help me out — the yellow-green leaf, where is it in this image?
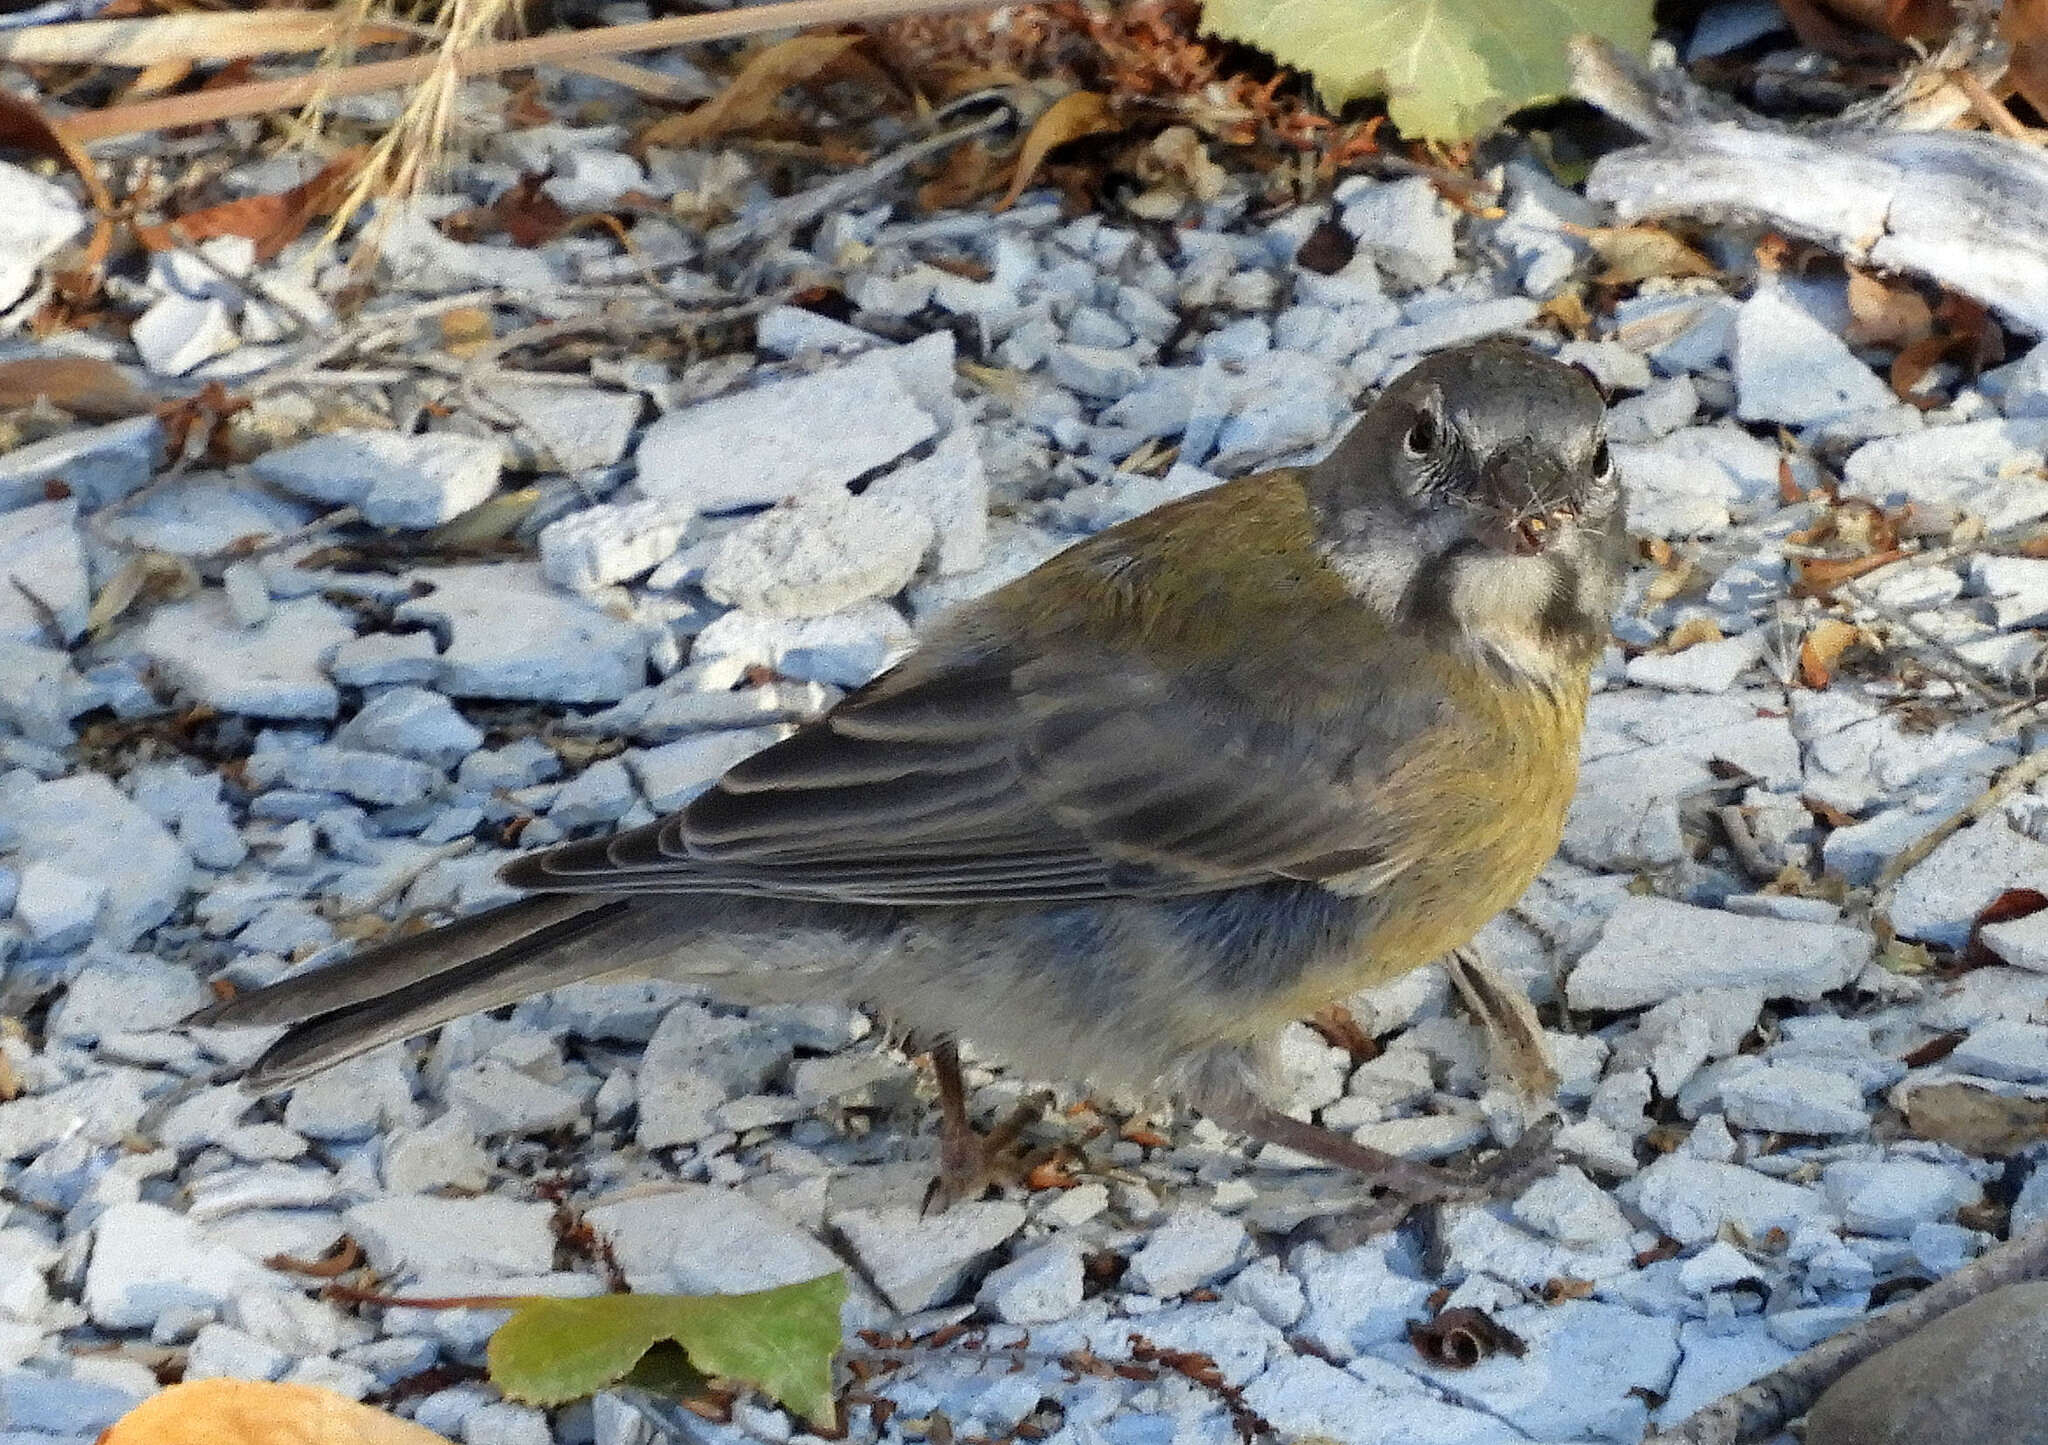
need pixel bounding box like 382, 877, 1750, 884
487, 1275, 845, 1427
1197, 0, 1655, 140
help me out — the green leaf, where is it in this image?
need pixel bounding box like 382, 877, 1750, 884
486, 1274, 846, 1427
1198, 0, 1654, 140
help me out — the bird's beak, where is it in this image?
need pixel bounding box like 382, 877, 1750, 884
1481, 442, 1576, 556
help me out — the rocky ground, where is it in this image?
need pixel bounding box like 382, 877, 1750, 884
4, 5, 2048, 1444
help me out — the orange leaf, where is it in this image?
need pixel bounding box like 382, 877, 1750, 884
1845, 270, 1933, 350
1662, 617, 1725, 652
1792, 549, 1909, 597
133, 148, 365, 262
1798, 617, 1860, 689
102, 1379, 450, 1444
995, 92, 1119, 213
640, 33, 865, 149
0, 357, 151, 419
0, 88, 112, 216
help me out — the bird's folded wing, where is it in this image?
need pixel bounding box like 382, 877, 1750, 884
503, 640, 1436, 906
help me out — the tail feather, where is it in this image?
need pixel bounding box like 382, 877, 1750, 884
188, 896, 631, 1090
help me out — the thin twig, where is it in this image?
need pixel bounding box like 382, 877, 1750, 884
1647, 1218, 2048, 1444
1870, 748, 2048, 926
57, 0, 997, 145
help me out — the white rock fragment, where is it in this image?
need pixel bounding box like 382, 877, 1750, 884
1720, 1063, 1868, 1135
1513, 1166, 1633, 1247
1625, 1157, 1832, 1245
636, 339, 946, 512
1291, 1242, 1433, 1359
382, 1114, 492, 1195
702, 493, 933, 617
48, 954, 210, 1042
538, 497, 692, 591
1126, 1206, 1247, 1296
976, 1241, 1083, 1325
328, 631, 439, 687
1657, 1319, 1795, 1428
0, 1072, 150, 1163
864, 429, 989, 576
1891, 821, 2048, 948
0, 773, 190, 947
834, 1202, 1025, 1313
344, 1197, 554, 1278
1338, 177, 1457, 289
131, 295, 238, 377
0, 500, 88, 644
691, 603, 913, 688
1242, 1355, 1519, 1445
15, 862, 102, 952
1842, 419, 2048, 530
0, 160, 85, 313
249, 743, 442, 807
0, 416, 161, 511
129, 592, 353, 720
396, 564, 648, 703
1970, 555, 2048, 631
1948, 1020, 2048, 1082
628, 726, 786, 812
549, 758, 636, 827
335, 687, 482, 769
253, 430, 500, 529
1822, 1158, 1976, 1237
1568, 897, 1869, 1011
1732, 287, 1893, 427
85, 1202, 278, 1329
1981, 909, 2048, 972
1624, 631, 1765, 694
589, 1186, 844, 1294
1391, 1300, 1681, 1444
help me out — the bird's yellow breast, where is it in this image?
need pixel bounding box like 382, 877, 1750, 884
1258, 658, 1589, 1027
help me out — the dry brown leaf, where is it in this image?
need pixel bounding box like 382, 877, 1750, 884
87, 553, 200, 637
134, 149, 366, 263
1904, 1082, 2048, 1157
0, 358, 151, 419
1798, 617, 1861, 689
1845, 270, 1934, 350
2005, 0, 2048, 120
103, 1379, 451, 1444
1791, 548, 1909, 597
1642, 552, 1699, 607
1776, 457, 1804, 507
437, 307, 496, 357
1408, 1308, 1527, 1369
995, 91, 1119, 213
1585, 226, 1717, 286
1661, 616, 1724, 653
640, 33, 865, 149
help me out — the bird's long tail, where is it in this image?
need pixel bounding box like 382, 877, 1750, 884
187, 895, 637, 1089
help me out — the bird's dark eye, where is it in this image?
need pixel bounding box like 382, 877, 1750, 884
1591, 439, 1613, 479
1404, 410, 1438, 458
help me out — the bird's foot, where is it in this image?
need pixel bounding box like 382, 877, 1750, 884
922, 1094, 1053, 1215
1222, 1098, 1561, 1243
1301, 1116, 1563, 1247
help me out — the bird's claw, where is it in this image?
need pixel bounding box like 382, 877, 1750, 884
921, 1092, 1053, 1215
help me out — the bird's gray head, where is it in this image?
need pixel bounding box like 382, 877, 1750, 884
1307, 341, 1628, 681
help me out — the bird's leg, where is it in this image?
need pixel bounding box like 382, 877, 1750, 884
922, 1040, 1050, 1214
1214, 1098, 1560, 1239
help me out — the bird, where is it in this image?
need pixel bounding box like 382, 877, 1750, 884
191, 339, 1628, 1216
